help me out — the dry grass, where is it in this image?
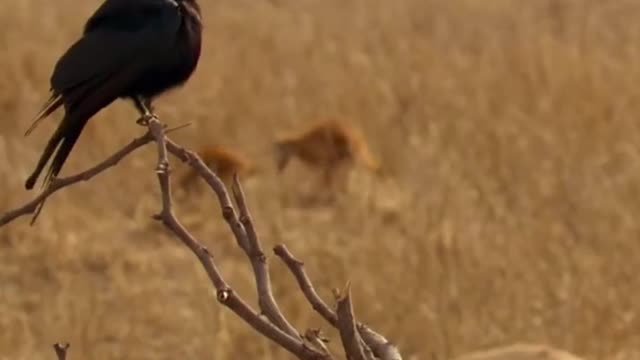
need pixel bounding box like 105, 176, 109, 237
1, 0, 640, 359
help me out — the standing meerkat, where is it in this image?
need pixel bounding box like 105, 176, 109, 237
273, 119, 382, 193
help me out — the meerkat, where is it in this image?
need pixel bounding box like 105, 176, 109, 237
273, 119, 381, 193
179, 144, 257, 193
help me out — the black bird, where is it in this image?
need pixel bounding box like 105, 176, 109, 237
24, 0, 202, 190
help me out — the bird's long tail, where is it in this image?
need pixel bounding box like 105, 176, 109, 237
24, 93, 64, 136
25, 115, 87, 190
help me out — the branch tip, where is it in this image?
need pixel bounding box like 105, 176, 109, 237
53, 342, 70, 360
165, 122, 192, 134
334, 280, 353, 302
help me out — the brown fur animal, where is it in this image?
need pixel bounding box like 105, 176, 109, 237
179, 144, 257, 192
273, 119, 381, 191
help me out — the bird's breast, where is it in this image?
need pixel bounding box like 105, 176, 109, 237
131, 2, 202, 98
178, 4, 202, 77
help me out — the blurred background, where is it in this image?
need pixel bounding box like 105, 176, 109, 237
2, 0, 640, 359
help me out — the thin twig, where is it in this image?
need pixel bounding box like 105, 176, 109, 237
147, 116, 169, 174
275, 244, 403, 360
2, 115, 404, 360
166, 139, 301, 338
165, 139, 251, 252
0, 131, 154, 227
232, 174, 301, 339
274, 245, 339, 326
334, 283, 372, 360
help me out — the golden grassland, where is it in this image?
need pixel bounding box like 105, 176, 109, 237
2, 0, 640, 359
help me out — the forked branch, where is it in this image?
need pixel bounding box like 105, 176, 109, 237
165, 137, 300, 339
0, 117, 403, 360
275, 246, 403, 360
147, 118, 323, 359
161, 122, 403, 360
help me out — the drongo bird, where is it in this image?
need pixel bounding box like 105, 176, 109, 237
24, 0, 202, 190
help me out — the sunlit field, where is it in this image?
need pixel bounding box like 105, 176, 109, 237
2, 1, 640, 359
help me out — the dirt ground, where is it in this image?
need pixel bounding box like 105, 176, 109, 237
1, 1, 640, 359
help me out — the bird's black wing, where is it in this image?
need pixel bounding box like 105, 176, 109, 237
50, 1, 182, 95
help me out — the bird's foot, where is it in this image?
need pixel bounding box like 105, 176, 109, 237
136, 113, 158, 126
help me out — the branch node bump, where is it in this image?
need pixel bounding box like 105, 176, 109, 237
217, 288, 231, 302
155, 161, 170, 174
222, 206, 235, 221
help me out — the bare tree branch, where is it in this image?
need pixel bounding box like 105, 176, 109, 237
335, 283, 374, 360
231, 175, 302, 338
357, 325, 403, 360
164, 139, 301, 337
148, 118, 327, 360
3, 116, 404, 360
274, 245, 403, 360
274, 245, 339, 326
146, 116, 169, 175
0, 131, 154, 227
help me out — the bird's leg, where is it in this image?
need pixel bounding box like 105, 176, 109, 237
134, 96, 157, 126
